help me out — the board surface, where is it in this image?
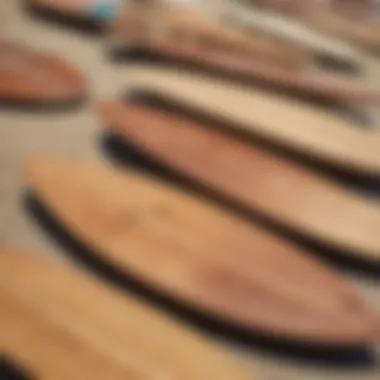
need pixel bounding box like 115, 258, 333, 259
0, 247, 256, 380
25, 157, 380, 347
0, 39, 87, 105
123, 65, 380, 175
101, 101, 380, 259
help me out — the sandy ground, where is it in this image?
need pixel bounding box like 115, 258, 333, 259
1, 0, 380, 379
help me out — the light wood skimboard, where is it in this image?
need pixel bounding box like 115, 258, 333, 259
123, 65, 380, 176
100, 101, 380, 260
25, 157, 380, 347
0, 247, 256, 380
112, 3, 380, 105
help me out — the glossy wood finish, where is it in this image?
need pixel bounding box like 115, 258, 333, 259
25, 157, 380, 347
115, 2, 311, 70
0, 247, 256, 380
123, 66, 380, 175
0, 40, 87, 105
100, 101, 380, 259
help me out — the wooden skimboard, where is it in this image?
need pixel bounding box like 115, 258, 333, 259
25, 157, 380, 347
0, 40, 87, 107
115, 2, 311, 70
123, 65, 380, 176
100, 101, 380, 259
0, 247, 256, 379
112, 3, 380, 105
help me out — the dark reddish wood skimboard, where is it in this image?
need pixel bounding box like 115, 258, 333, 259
25, 157, 380, 348
0, 40, 87, 108
0, 246, 256, 379
100, 101, 380, 261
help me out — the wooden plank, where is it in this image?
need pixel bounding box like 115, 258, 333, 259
24, 157, 380, 347
100, 101, 380, 258
0, 247, 256, 380
123, 65, 380, 175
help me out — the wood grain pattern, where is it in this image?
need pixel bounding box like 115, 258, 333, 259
0, 247, 256, 380
123, 65, 380, 175
115, 2, 310, 70
0, 40, 87, 105
100, 101, 380, 258
24, 157, 380, 347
